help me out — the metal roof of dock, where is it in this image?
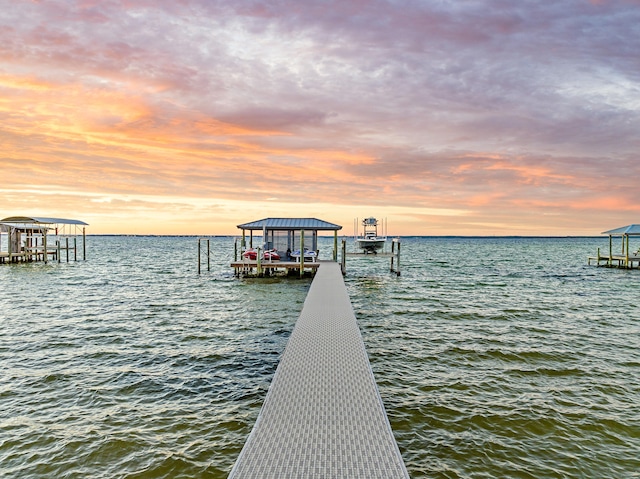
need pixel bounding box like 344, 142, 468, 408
1, 216, 88, 226
602, 224, 640, 235
237, 217, 342, 231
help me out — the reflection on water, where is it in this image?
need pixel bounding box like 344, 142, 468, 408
1, 236, 639, 478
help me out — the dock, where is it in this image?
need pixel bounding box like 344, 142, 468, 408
588, 224, 640, 269
228, 261, 409, 478
588, 252, 640, 269
1, 216, 88, 264
231, 259, 321, 276
230, 217, 342, 277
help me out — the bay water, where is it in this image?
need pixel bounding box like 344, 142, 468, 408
1, 236, 638, 478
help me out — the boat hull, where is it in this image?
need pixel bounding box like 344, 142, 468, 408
355, 238, 386, 253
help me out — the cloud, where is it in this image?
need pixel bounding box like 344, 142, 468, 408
1, 0, 639, 234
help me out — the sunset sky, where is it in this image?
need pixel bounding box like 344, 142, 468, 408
1, 0, 639, 235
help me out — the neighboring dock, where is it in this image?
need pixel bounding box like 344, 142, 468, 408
228, 262, 409, 478
0, 216, 88, 264
589, 224, 640, 269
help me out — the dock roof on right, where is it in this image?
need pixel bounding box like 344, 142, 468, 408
602, 224, 640, 235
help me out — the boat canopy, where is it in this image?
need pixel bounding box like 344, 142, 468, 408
237, 217, 341, 231
601, 224, 640, 236
0, 216, 89, 226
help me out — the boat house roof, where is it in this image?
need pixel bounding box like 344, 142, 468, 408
1, 216, 88, 226
602, 224, 640, 236
237, 217, 342, 231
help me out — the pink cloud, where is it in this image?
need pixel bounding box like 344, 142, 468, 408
1, 0, 639, 233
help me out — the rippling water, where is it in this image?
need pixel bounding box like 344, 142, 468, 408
1, 236, 639, 478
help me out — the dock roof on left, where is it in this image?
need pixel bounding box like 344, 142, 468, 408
0, 216, 89, 226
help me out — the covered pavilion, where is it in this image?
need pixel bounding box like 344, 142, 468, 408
237, 217, 342, 261
0, 216, 88, 264
232, 217, 342, 277
589, 224, 640, 269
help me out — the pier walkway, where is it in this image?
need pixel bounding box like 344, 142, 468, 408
228, 261, 409, 478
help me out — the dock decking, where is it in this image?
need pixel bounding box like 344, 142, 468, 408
228, 261, 409, 478
230, 259, 321, 276
588, 254, 640, 269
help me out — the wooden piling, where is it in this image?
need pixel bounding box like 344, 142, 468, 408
390, 238, 401, 276
257, 247, 262, 276
299, 230, 305, 277
197, 238, 211, 274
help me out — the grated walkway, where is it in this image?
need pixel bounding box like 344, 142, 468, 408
228, 262, 410, 478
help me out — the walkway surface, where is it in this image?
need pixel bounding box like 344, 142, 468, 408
228, 262, 410, 478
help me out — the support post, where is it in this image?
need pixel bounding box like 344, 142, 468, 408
43, 229, 48, 264
609, 235, 612, 267
333, 231, 338, 262
391, 238, 401, 276
341, 238, 346, 275
390, 239, 395, 272
57, 240, 61, 263
207, 239, 210, 272
300, 230, 305, 277
66, 237, 69, 263
198, 239, 201, 274
626, 234, 630, 268
74, 237, 77, 261
257, 247, 262, 276
83, 227, 86, 261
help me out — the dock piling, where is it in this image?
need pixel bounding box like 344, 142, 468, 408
300, 230, 305, 277
390, 238, 401, 276
197, 238, 211, 274
257, 247, 262, 276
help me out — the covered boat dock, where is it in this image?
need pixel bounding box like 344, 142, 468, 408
589, 224, 640, 269
231, 217, 342, 277
0, 216, 88, 264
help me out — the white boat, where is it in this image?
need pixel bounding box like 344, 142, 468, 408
355, 217, 386, 253
291, 248, 317, 262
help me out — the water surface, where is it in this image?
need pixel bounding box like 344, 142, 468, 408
1, 236, 638, 478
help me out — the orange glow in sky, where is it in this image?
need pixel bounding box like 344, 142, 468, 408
1, 1, 639, 235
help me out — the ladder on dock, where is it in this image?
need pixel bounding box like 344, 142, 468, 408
228, 262, 409, 478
